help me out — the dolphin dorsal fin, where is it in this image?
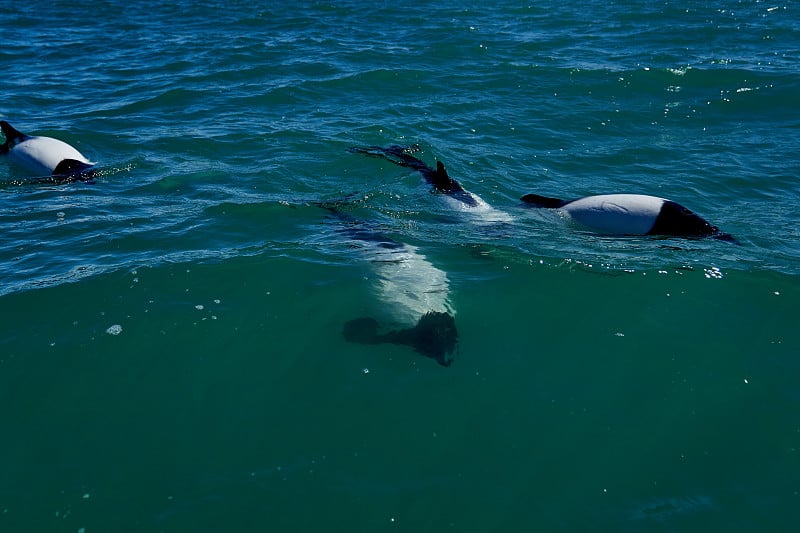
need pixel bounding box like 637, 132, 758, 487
432, 161, 451, 188
432, 160, 467, 194
1, 121, 27, 154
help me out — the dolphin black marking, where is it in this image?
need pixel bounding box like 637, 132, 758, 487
52, 158, 95, 177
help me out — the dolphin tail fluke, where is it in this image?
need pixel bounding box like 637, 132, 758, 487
343, 311, 458, 367
520, 193, 568, 208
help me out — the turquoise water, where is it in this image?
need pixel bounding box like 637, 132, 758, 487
2, 1, 799, 531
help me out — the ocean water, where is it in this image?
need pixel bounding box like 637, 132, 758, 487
1, 0, 799, 531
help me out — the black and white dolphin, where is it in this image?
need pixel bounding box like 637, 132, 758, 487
349, 144, 511, 224
1, 120, 95, 182
323, 206, 458, 366
521, 192, 735, 241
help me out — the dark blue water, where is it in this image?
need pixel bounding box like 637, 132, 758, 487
2, 1, 799, 531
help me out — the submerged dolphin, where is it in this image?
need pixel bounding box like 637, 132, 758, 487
325, 207, 458, 366
1, 120, 95, 182
521, 192, 734, 241
349, 144, 511, 224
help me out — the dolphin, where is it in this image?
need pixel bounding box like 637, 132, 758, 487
349, 144, 512, 224
1, 120, 95, 182
521, 192, 735, 241
324, 207, 458, 366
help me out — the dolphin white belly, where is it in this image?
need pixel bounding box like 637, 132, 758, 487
355, 238, 453, 326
